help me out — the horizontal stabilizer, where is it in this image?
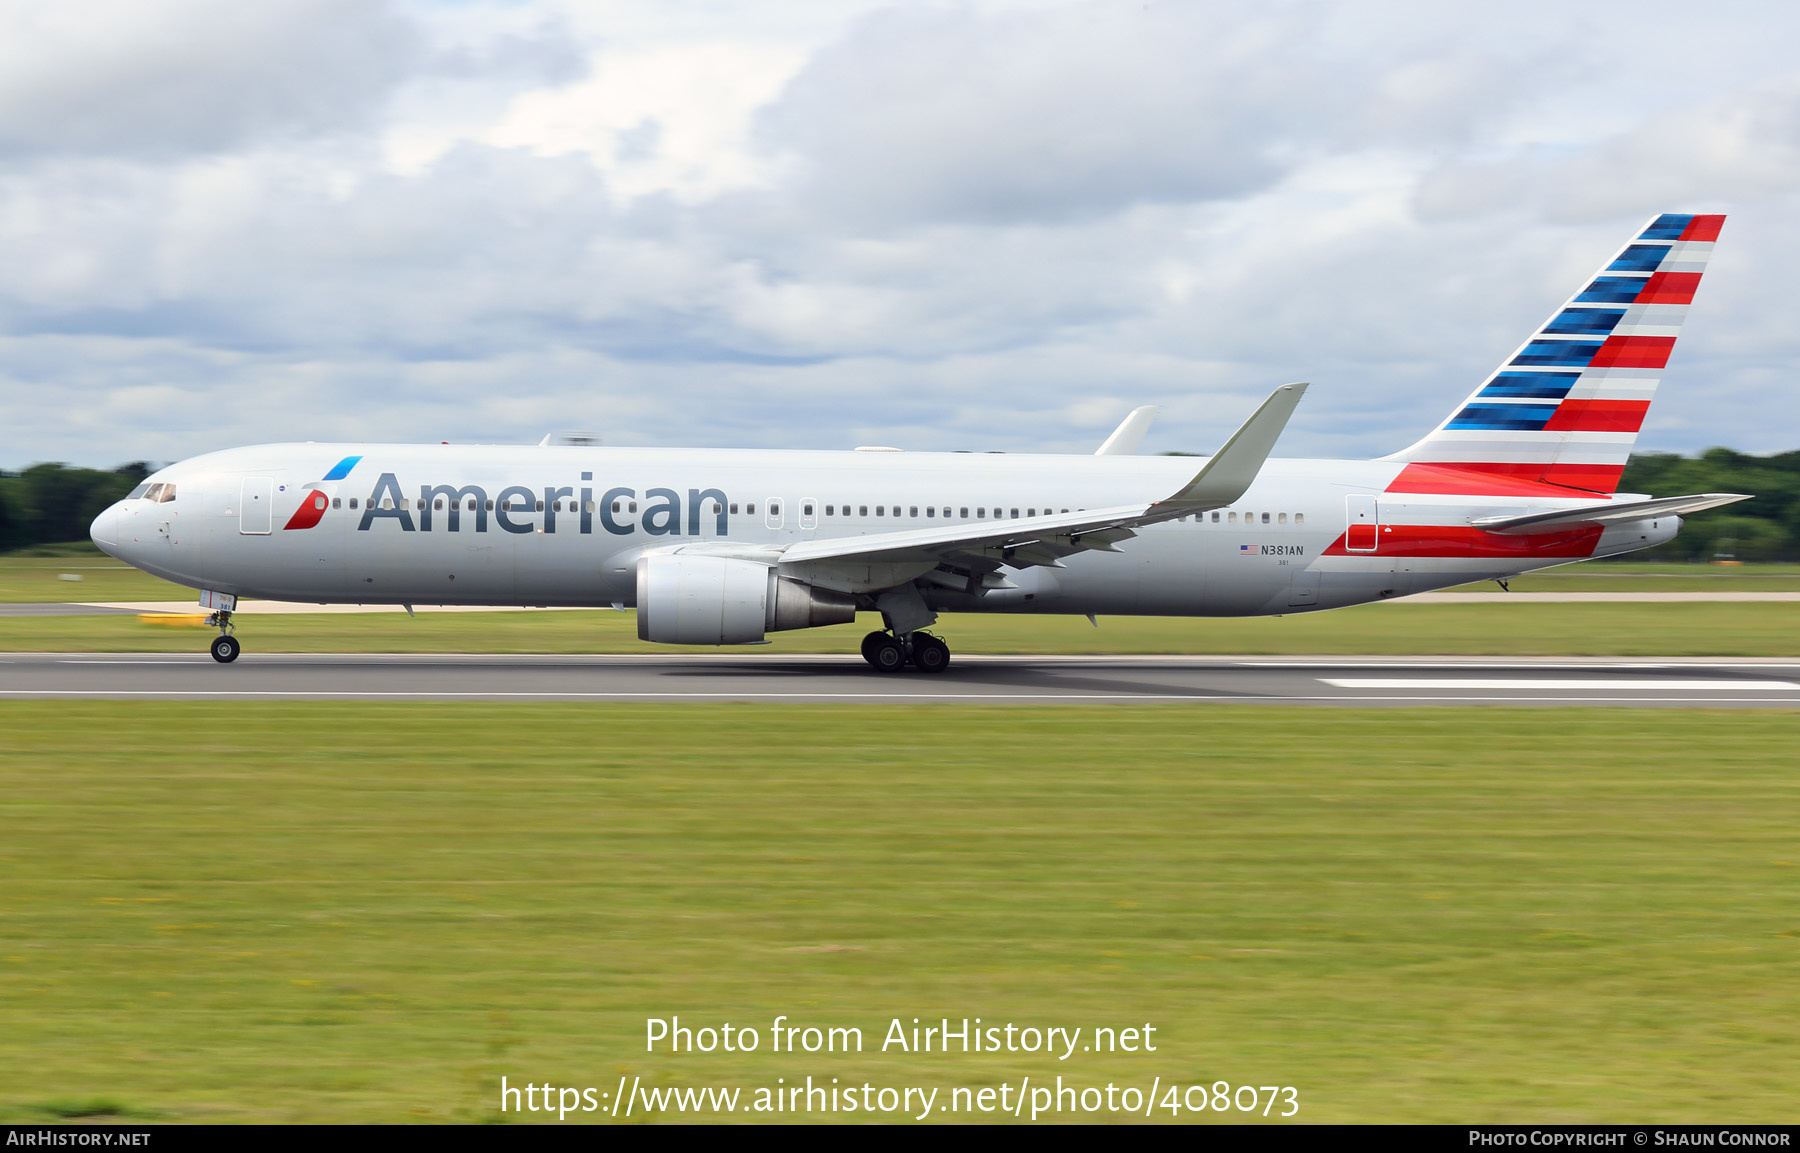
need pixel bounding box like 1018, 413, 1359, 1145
1471, 492, 1750, 535
1095, 406, 1160, 455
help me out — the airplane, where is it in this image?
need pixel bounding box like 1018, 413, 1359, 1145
89, 212, 1750, 670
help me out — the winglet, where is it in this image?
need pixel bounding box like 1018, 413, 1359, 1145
1153, 383, 1307, 512
1094, 405, 1160, 455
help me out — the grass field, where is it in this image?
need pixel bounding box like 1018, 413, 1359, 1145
5, 601, 1799, 657
2, 703, 1796, 1124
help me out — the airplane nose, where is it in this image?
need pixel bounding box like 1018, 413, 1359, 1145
90, 502, 120, 553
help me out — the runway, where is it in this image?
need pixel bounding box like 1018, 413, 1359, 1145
4, 653, 1800, 706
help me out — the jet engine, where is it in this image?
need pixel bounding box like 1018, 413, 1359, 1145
636, 554, 857, 644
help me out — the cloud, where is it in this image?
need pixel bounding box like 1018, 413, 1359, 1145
1417, 78, 1800, 224
0, 0, 425, 158
755, 1, 1515, 228
3, 0, 1800, 470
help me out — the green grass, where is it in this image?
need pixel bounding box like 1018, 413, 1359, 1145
0, 548, 191, 602
2, 704, 1797, 1123
1449, 561, 1800, 592
5, 602, 1799, 656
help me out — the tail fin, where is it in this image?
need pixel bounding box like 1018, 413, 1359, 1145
1387, 213, 1724, 496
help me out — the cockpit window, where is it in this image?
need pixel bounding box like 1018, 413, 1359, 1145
128, 483, 151, 499
144, 483, 165, 501
158, 484, 177, 503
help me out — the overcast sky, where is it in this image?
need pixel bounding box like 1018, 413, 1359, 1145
2, 0, 1795, 468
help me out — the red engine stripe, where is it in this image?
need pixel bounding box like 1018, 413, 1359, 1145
1636, 271, 1701, 305
1386, 462, 1623, 496
1542, 399, 1650, 434
1321, 523, 1604, 559
283, 490, 330, 531
1589, 335, 1675, 370
1680, 214, 1726, 243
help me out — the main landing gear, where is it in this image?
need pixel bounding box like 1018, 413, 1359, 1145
206, 609, 240, 664
860, 630, 950, 674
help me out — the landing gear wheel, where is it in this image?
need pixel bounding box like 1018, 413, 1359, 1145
210, 634, 241, 664
860, 630, 889, 668
868, 635, 907, 674
910, 633, 950, 674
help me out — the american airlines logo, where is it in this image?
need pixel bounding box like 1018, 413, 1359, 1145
295, 470, 732, 537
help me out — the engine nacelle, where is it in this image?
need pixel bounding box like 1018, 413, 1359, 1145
636, 555, 857, 644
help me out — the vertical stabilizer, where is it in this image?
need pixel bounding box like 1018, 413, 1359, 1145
1387, 213, 1723, 495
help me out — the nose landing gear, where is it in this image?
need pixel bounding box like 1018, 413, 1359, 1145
206, 610, 240, 663
859, 630, 950, 674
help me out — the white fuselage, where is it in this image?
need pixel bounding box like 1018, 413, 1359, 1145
89, 442, 1678, 623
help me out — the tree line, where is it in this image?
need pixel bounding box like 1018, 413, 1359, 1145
3, 450, 1798, 560
1618, 448, 1800, 561
0, 463, 150, 552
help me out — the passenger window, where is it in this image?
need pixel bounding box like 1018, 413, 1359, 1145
1061, 508, 1069, 514
333, 498, 341, 510
1227, 511, 1235, 523
467, 499, 476, 512
1211, 511, 1219, 523
1278, 512, 1287, 525
416, 498, 425, 510
1262, 512, 1270, 524
826, 505, 834, 516
585, 500, 596, 514
960, 507, 969, 518
859, 505, 868, 516
485, 499, 494, 511
746, 503, 754, 515
730, 503, 739, 514
1010, 508, 1019, 519
536, 500, 544, 512
1295, 512, 1304, 525
434, 498, 444, 511
909, 506, 918, 517
629, 502, 638, 514
926, 507, 935, 517
1028, 508, 1036, 517
128, 483, 151, 499
876, 506, 884, 516
804, 502, 813, 516
382, 498, 394, 510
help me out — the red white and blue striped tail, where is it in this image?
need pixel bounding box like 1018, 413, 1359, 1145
1386, 213, 1724, 496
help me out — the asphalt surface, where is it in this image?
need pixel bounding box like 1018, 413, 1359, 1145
4, 652, 1799, 706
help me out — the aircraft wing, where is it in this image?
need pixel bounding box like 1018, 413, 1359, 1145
1094, 405, 1160, 455
1470, 492, 1751, 535
779, 384, 1307, 572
